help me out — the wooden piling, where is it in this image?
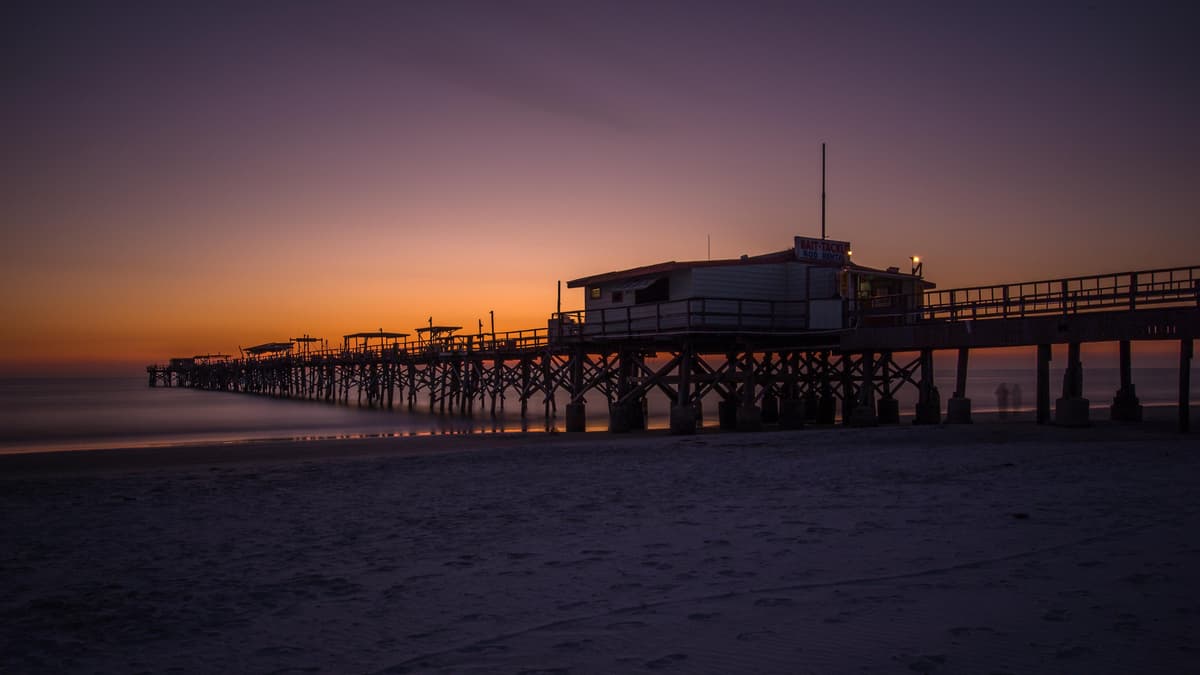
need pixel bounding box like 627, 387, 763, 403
1182, 338, 1193, 433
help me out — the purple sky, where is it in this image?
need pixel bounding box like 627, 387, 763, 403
2, 1, 1197, 369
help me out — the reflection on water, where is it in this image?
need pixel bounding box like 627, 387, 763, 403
0, 377, 567, 455
1, 363, 1195, 454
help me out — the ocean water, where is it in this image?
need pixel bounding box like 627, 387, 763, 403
0, 377, 535, 455
1, 361, 1195, 455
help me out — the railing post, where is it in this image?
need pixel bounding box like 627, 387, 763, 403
1060, 280, 1069, 315
1129, 272, 1137, 310
1002, 286, 1010, 318
949, 290, 957, 321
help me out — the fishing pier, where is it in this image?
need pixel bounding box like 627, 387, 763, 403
148, 238, 1199, 434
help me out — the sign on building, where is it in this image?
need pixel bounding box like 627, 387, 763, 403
794, 236, 851, 264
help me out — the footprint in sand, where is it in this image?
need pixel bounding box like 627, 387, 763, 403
1042, 608, 1070, 622
552, 639, 592, 651
1055, 645, 1094, 660
898, 653, 946, 673
457, 643, 509, 655
753, 597, 795, 608
644, 653, 688, 669
736, 630, 776, 642
456, 612, 502, 623
1114, 614, 1140, 633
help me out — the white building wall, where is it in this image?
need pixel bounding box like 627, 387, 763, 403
807, 266, 840, 299
786, 263, 809, 299
691, 264, 789, 299
668, 269, 693, 299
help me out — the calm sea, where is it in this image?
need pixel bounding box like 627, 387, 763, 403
1, 363, 1195, 455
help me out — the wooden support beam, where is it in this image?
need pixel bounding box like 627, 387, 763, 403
1037, 344, 1051, 424
1182, 338, 1193, 434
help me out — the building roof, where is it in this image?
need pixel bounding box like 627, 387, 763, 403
243, 342, 295, 355
343, 331, 409, 339
566, 248, 936, 290
846, 262, 937, 288
566, 249, 798, 288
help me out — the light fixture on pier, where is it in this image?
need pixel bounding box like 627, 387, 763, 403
910, 256, 923, 277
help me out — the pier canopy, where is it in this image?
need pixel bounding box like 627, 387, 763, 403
562, 235, 933, 335
343, 331, 409, 351
241, 342, 295, 358
416, 326, 462, 339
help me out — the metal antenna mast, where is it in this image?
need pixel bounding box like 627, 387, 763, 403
821, 142, 827, 240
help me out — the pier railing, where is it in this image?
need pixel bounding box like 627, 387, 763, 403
552, 297, 810, 339
859, 265, 1200, 324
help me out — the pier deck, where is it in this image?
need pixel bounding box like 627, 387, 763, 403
148, 265, 1198, 433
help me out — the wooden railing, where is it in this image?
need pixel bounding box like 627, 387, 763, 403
551, 297, 811, 339
860, 265, 1200, 323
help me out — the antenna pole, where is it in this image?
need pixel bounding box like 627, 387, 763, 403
821, 142, 826, 240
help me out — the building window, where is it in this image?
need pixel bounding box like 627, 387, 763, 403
612, 291, 624, 303
590, 287, 601, 299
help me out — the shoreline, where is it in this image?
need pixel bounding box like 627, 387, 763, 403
1, 404, 1193, 476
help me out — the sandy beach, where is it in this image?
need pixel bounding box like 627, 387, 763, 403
3, 413, 1199, 674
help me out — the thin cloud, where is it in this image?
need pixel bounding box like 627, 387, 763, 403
404, 45, 642, 135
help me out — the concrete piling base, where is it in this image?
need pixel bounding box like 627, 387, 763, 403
946, 396, 972, 424
778, 398, 805, 429
877, 397, 900, 425
804, 394, 819, 421
848, 404, 878, 427
737, 405, 763, 432
608, 402, 632, 433
1110, 386, 1143, 422
630, 400, 647, 431
1056, 397, 1091, 427
669, 405, 697, 435
565, 403, 586, 432
816, 395, 837, 424
761, 393, 779, 424
718, 400, 738, 430
914, 386, 941, 425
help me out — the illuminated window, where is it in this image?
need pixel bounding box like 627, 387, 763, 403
590, 287, 601, 299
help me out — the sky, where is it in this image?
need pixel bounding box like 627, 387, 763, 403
2, 1, 1197, 374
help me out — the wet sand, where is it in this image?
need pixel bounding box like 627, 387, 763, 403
2, 413, 1199, 673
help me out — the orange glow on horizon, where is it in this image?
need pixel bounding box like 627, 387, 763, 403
4, 4, 1197, 375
